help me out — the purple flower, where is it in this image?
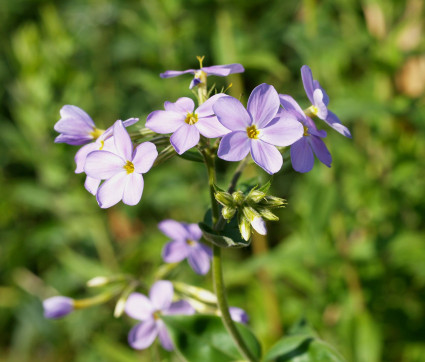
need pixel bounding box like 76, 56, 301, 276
214, 83, 304, 174
280, 95, 332, 173
159, 219, 212, 275
146, 94, 230, 155
160, 61, 244, 89
84, 120, 158, 208
301, 65, 351, 138
125, 281, 195, 351
229, 307, 249, 324
43, 296, 74, 319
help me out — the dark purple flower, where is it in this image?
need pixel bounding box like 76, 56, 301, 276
280, 94, 332, 173
229, 307, 249, 324
125, 281, 195, 351
43, 296, 74, 319
159, 219, 212, 275
84, 120, 158, 208
214, 83, 304, 174
146, 94, 230, 155
301, 65, 351, 138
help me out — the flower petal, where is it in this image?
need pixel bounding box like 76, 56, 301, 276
260, 113, 303, 147
164, 97, 194, 114
188, 246, 211, 275
229, 307, 249, 324
162, 240, 189, 263
149, 281, 174, 311
279, 94, 307, 120
128, 320, 158, 350
313, 89, 328, 120
213, 96, 252, 131
301, 65, 315, 104
166, 300, 195, 316
313, 80, 329, 106
202, 64, 244, 76
195, 116, 231, 138
43, 296, 74, 319
157, 321, 174, 351
251, 216, 267, 235
170, 124, 200, 155
132, 142, 158, 174
125, 293, 154, 321
290, 138, 314, 173
55, 105, 95, 136
160, 69, 195, 78
185, 223, 203, 241
84, 150, 124, 179
84, 176, 101, 195
309, 135, 332, 167
113, 120, 133, 160
75, 143, 99, 173
159, 219, 190, 240
250, 140, 283, 175
54, 134, 93, 146
247, 83, 280, 128
122, 172, 144, 206
325, 110, 352, 138
196, 93, 227, 118
96, 171, 127, 208
146, 110, 186, 134
217, 131, 250, 161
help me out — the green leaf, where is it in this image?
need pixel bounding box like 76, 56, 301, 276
177, 150, 204, 163
162, 314, 262, 362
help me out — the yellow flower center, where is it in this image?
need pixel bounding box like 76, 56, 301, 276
186, 239, 196, 246
99, 140, 105, 150
303, 125, 309, 137
185, 112, 199, 125
304, 105, 319, 118
246, 125, 260, 139
123, 160, 135, 174
153, 310, 161, 320
90, 127, 104, 140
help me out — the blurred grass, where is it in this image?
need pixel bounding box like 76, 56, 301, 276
1, 0, 425, 361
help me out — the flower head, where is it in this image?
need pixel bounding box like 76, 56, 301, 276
159, 220, 212, 275
301, 65, 351, 138
214, 83, 304, 174
43, 296, 74, 319
125, 281, 194, 351
84, 120, 158, 208
146, 94, 230, 155
229, 307, 249, 324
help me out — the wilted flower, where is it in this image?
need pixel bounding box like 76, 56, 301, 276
125, 281, 194, 351
43, 296, 74, 319
159, 219, 212, 275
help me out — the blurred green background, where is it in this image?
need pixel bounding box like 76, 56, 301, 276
1, 0, 425, 361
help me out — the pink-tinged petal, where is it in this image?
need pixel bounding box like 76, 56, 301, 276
128, 320, 158, 350
185, 223, 202, 241
55, 105, 95, 134
113, 120, 133, 160
75, 143, 98, 173
157, 321, 174, 351
247, 83, 280, 128
162, 240, 189, 263
122, 172, 144, 206
290, 138, 314, 173
159, 220, 189, 240
213, 96, 252, 131
313, 89, 328, 120
125, 293, 154, 321
325, 110, 352, 138
195, 116, 230, 138
54, 134, 93, 146
313, 80, 329, 106
309, 135, 332, 167
196, 93, 227, 118
279, 94, 306, 120
188, 246, 211, 275
170, 124, 200, 155
301, 65, 315, 104
218, 131, 250, 161
160, 69, 195, 78
260, 113, 303, 147
132, 142, 158, 174
250, 140, 283, 175
202, 64, 244, 76
84, 150, 124, 179
251, 216, 267, 235
164, 97, 195, 114
146, 110, 186, 134
96, 171, 127, 208
84, 176, 101, 195
149, 281, 174, 311
166, 300, 195, 315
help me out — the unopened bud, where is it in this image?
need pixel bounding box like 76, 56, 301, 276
242, 206, 267, 235
238, 215, 251, 241
258, 207, 279, 221
87, 276, 109, 287
232, 191, 245, 205
43, 296, 74, 319
261, 196, 287, 208
247, 189, 266, 203
215, 191, 234, 207
222, 206, 236, 220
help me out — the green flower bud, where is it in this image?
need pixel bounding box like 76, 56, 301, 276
238, 214, 251, 241
232, 191, 245, 206
222, 206, 236, 220
247, 189, 266, 203
258, 207, 279, 221
215, 191, 234, 207
242, 205, 261, 222
260, 195, 287, 208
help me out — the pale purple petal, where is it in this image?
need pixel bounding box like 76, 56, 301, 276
250, 140, 283, 175
290, 138, 314, 173
188, 246, 211, 275
164, 97, 195, 114
313, 89, 328, 120
125, 293, 154, 321
199, 243, 213, 258
304, 117, 327, 138
132, 142, 158, 174
96, 171, 127, 208
159, 220, 190, 240
75, 142, 99, 173
218, 131, 250, 161
160, 69, 195, 78
149, 281, 174, 311
146, 110, 186, 134
279, 94, 307, 120
84, 150, 124, 179
309, 136, 332, 167
84, 176, 101, 195
43, 296, 74, 319
196, 93, 227, 118
170, 124, 200, 155
247, 83, 280, 128
157, 321, 174, 351
166, 300, 195, 315
195, 116, 231, 138
260, 113, 303, 147
128, 320, 158, 350
162, 240, 189, 263
301, 65, 315, 104
113, 120, 133, 160
213, 96, 252, 131
229, 307, 249, 324
313, 80, 329, 106
325, 110, 352, 138
55, 105, 95, 135
101, 118, 139, 140
251, 216, 267, 235
202, 64, 244, 76
54, 134, 93, 146
122, 172, 144, 206
185, 223, 203, 241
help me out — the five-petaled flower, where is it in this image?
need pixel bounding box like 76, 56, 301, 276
146, 94, 230, 155
159, 219, 212, 275
125, 280, 194, 351
84, 120, 157, 208
214, 83, 304, 174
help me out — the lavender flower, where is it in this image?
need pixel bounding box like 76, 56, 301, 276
146, 94, 230, 155
214, 83, 304, 174
229, 307, 249, 324
280, 95, 332, 173
125, 281, 194, 351
301, 65, 351, 138
43, 296, 74, 319
159, 219, 212, 275
84, 120, 158, 208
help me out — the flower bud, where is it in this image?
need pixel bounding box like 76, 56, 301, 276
43, 296, 74, 319
242, 206, 267, 235
86, 276, 110, 287
258, 207, 279, 221
229, 306, 249, 324
222, 206, 236, 220
238, 214, 251, 241
261, 196, 287, 208
232, 191, 245, 206
247, 189, 266, 203
214, 191, 234, 207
